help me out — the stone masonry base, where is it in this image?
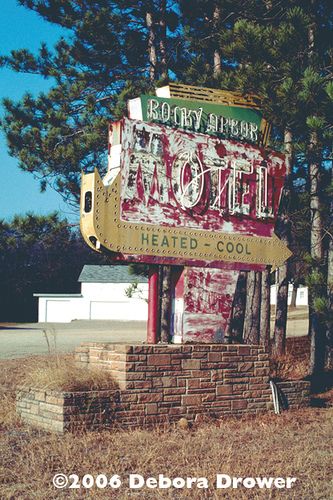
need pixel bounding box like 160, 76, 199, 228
16, 388, 115, 433
16, 343, 311, 433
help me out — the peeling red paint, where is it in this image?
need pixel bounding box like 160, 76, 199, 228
117, 118, 285, 240
170, 267, 239, 343
103, 117, 287, 343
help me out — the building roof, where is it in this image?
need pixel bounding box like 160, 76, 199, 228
33, 294, 82, 297
78, 265, 148, 284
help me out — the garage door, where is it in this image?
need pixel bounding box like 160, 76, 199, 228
90, 301, 130, 320
46, 300, 73, 322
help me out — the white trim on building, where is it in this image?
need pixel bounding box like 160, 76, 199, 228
34, 266, 148, 323
270, 284, 308, 306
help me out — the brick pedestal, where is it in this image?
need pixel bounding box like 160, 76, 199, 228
74, 343, 273, 426
275, 380, 311, 410
16, 344, 312, 433
16, 388, 114, 433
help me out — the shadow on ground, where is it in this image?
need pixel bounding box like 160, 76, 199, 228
0, 326, 39, 330
310, 370, 333, 408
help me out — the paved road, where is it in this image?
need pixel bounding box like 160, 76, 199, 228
0, 310, 308, 360
0, 320, 146, 359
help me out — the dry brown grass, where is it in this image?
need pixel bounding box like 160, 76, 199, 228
270, 352, 310, 381
0, 354, 332, 499
21, 356, 118, 392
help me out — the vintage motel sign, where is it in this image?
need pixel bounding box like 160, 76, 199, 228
128, 94, 270, 147
156, 83, 271, 145
81, 116, 291, 270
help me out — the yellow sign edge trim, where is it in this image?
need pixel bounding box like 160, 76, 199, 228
80, 170, 292, 268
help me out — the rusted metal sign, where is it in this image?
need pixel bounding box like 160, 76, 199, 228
157, 83, 263, 108
81, 118, 291, 269
157, 83, 272, 144
128, 94, 270, 147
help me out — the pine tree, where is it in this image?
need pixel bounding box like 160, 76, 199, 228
0, 0, 179, 203
216, 2, 333, 364
0, 213, 105, 321
1, 1, 333, 356
213, 5, 310, 349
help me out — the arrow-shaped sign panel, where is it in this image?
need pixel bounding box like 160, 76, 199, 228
80, 169, 292, 270
81, 118, 292, 271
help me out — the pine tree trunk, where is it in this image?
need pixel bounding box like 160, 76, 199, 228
273, 266, 288, 355
226, 271, 247, 342
290, 283, 298, 308
159, 265, 172, 342
159, 0, 168, 80
146, 11, 157, 81
273, 128, 293, 355
327, 233, 333, 369
304, 2, 327, 376
309, 133, 324, 262
243, 271, 261, 344
213, 51, 222, 77
213, 5, 222, 77
260, 267, 271, 349
309, 130, 326, 375
326, 165, 333, 369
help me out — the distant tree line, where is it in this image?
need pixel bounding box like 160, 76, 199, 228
0, 214, 106, 322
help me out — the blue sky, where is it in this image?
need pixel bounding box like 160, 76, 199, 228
0, 1, 78, 223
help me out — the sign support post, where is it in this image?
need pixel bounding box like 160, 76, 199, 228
147, 266, 159, 343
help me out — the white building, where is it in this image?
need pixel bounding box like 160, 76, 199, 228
34, 265, 148, 323
270, 284, 308, 307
